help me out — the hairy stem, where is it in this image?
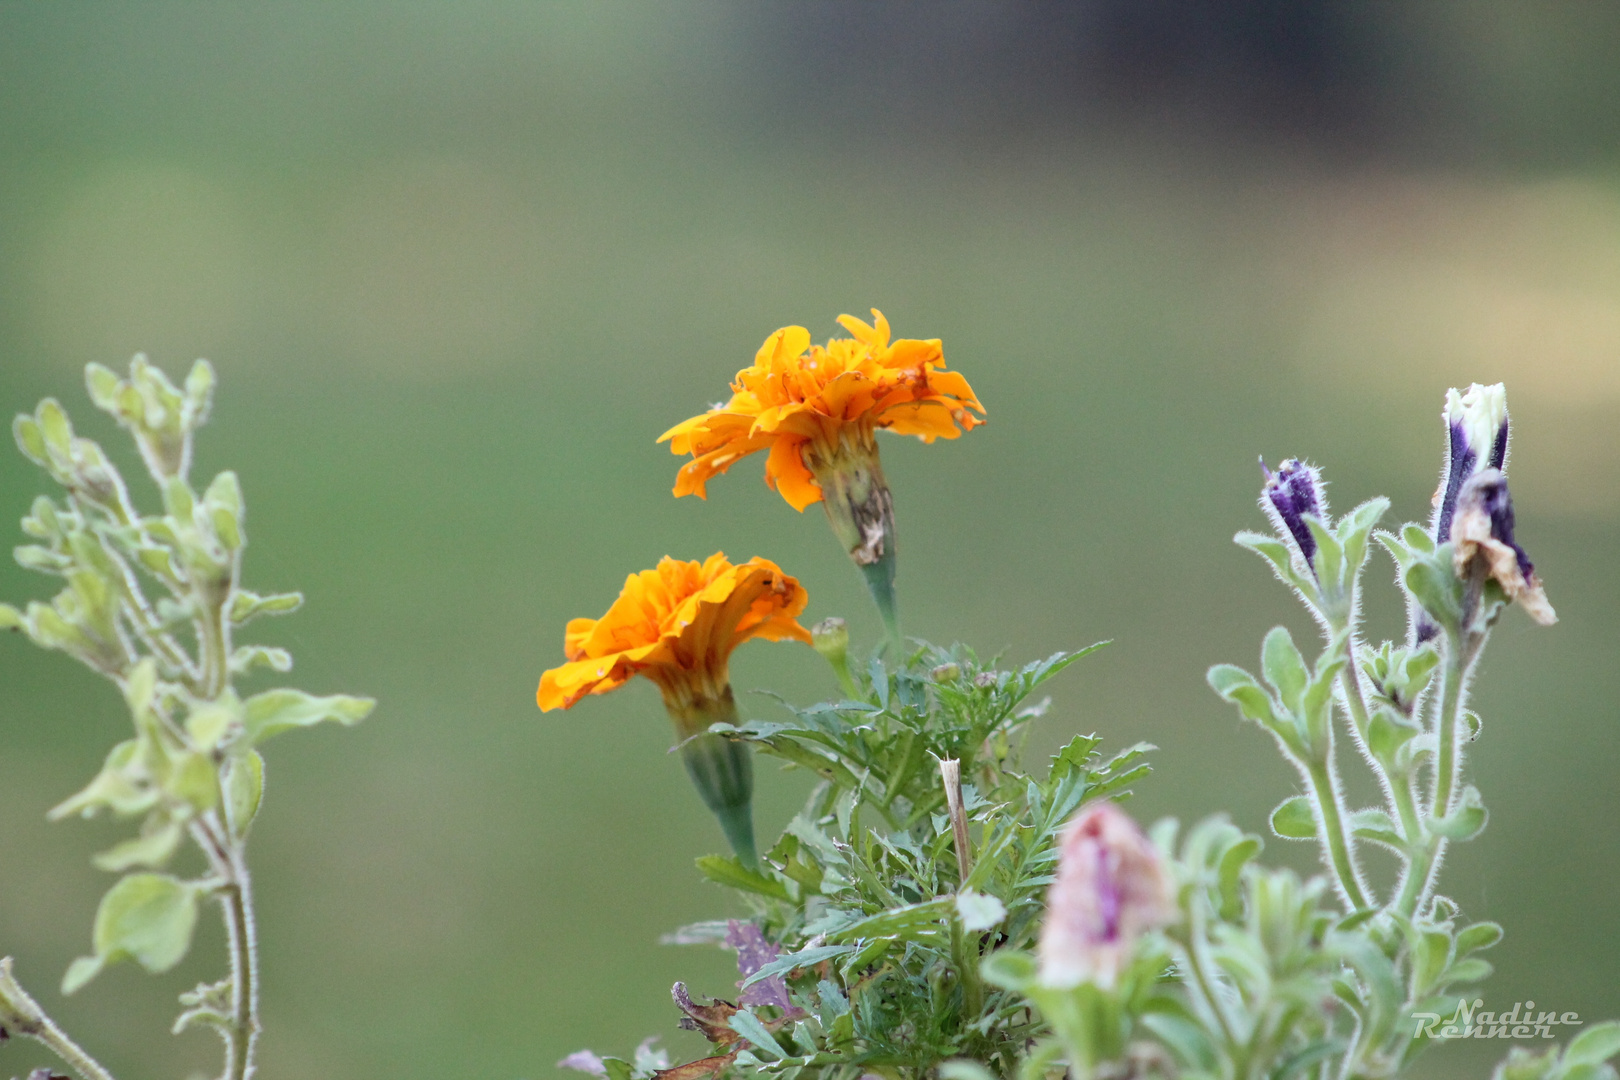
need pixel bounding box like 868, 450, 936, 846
194, 820, 260, 1080
1432, 645, 1465, 823
0, 958, 119, 1080
1305, 756, 1370, 912
220, 860, 261, 1080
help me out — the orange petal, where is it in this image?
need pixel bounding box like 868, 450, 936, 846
881, 400, 964, 441
764, 436, 822, 510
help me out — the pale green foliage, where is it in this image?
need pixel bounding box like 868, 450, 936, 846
1, 357, 372, 1080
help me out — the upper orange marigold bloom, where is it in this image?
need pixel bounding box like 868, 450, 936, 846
658, 310, 985, 512
537, 554, 812, 718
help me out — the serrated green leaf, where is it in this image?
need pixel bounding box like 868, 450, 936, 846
694, 855, 793, 900
827, 896, 952, 942
242, 688, 373, 744
741, 945, 852, 988
728, 1008, 788, 1059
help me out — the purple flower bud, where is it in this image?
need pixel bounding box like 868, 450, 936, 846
1037, 803, 1175, 989
1451, 470, 1556, 626
1432, 383, 1509, 544
1260, 458, 1328, 572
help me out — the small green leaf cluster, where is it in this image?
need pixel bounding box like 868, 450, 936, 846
1, 358, 372, 1080
636, 643, 1153, 1080
1495, 1022, 1620, 1080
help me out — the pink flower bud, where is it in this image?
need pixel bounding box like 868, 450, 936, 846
1037, 803, 1175, 989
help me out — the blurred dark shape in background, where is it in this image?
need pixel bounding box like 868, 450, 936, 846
738, 1, 1620, 166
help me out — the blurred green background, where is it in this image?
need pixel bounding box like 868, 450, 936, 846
1, 5, 1617, 1078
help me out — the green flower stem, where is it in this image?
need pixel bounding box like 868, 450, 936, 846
949, 919, 985, 1024
670, 686, 758, 868
828, 653, 859, 699
1432, 643, 1465, 823
0, 958, 119, 1080
858, 547, 901, 655
1304, 756, 1370, 913
1394, 637, 1472, 919
1436, 559, 1489, 819
1183, 907, 1242, 1062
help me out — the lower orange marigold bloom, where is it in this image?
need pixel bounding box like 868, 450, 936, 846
537, 554, 812, 727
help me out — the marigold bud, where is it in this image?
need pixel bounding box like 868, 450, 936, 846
1037, 803, 1175, 989
811, 617, 849, 665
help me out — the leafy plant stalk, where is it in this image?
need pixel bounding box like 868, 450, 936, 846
0, 357, 372, 1080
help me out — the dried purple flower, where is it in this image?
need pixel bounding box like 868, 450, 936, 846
1037, 803, 1175, 989
725, 920, 792, 1009
1451, 469, 1556, 626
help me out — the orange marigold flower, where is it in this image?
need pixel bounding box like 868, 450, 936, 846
537, 553, 811, 724
537, 554, 811, 868
658, 310, 985, 513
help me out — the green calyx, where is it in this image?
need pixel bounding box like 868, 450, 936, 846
808, 439, 901, 651
678, 733, 757, 869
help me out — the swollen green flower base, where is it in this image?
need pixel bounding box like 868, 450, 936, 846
677, 732, 757, 869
